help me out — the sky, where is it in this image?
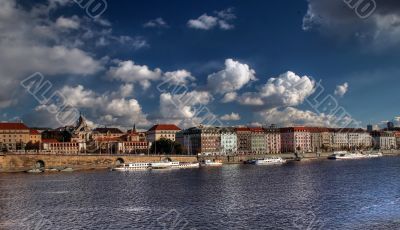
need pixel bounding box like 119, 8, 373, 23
1, 0, 400, 130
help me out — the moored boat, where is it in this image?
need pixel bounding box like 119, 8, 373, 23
365, 152, 383, 158
253, 157, 286, 165
328, 151, 367, 160
200, 159, 223, 167
172, 162, 200, 169
114, 163, 151, 171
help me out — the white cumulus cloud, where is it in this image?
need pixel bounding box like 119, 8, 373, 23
220, 112, 241, 121
207, 59, 256, 94
334, 82, 349, 97
188, 8, 236, 30
239, 71, 315, 108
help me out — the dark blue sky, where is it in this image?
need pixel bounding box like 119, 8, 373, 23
1, 0, 399, 129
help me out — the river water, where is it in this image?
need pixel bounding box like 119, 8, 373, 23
1, 157, 400, 229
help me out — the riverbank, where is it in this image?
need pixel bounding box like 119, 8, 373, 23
1, 151, 399, 173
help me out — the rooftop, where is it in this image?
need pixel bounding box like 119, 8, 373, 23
148, 124, 181, 132
0, 122, 29, 130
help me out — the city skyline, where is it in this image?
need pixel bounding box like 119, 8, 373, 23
1, 0, 400, 130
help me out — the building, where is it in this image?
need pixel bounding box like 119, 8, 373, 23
117, 127, 148, 154
29, 129, 42, 144
249, 127, 266, 154
387, 122, 395, 131
0, 122, 31, 151
146, 124, 181, 143
395, 132, 400, 149
330, 128, 372, 150
92, 127, 124, 141
280, 127, 312, 153
236, 127, 251, 154
180, 126, 221, 155
367, 125, 373, 132
265, 127, 281, 154
42, 139, 85, 154
220, 127, 237, 155
371, 131, 396, 150
71, 114, 92, 143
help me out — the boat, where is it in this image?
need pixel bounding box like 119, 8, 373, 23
328, 151, 367, 160
253, 157, 286, 165
172, 162, 200, 169
26, 168, 43, 173
200, 160, 223, 167
150, 161, 174, 169
365, 152, 383, 158
114, 163, 151, 171
61, 167, 74, 172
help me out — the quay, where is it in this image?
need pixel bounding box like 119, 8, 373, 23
0, 150, 399, 173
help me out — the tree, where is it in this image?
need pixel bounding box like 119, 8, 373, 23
25, 141, 40, 151
150, 138, 184, 155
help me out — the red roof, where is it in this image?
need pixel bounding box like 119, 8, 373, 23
249, 127, 264, 132
148, 124, 181, 131
30, 129, 40, 135
0, 122, 29, 130
235, 127, 251, 132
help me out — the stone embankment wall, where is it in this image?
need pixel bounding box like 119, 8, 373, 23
0, 154, 197, 173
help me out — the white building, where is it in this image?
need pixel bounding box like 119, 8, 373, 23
220, 128, 237, 155
371, 131, 396, 150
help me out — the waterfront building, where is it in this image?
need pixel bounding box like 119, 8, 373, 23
280, 127, 312, 153
220, 127, 237, 155
330, 128, 372, 150
92, 127, 124, 141
180, 126, 221, 155
236, 127, 251, 154
265, 127, 281, 154
395, 132, 400, 149
0, 122, 31, 151
42, 139, 85, 154
117, 126, 148, 154
29, 129, 42, 144
71, 114, 92, 143
249, 127, 266, 154
371, 131, 396, 150
146, 124, 181, 143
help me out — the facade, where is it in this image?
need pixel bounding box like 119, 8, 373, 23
0, 122, 31, 151
249, 127, 266, 154
330, 128, 372, 150
42, 139, 86, 154
265, 127, 281, 154
29, 129, 42, 144
236, 127, 251, 154
395, 132, 400, 149
280, 127, 312, 153
180, 126, 221, 155
146, 124, 181, 143
92, 128, 124, 141
371, 131, 396, 150
220, 128, 237, 155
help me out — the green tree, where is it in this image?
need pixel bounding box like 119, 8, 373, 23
25, 141, 40, 151
150, 138, 184, 155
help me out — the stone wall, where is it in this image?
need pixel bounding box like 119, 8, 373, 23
0, 153, 198, 173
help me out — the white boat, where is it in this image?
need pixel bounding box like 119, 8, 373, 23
328, 151, 367, 160
254, 157, 286, 165
150, 161, 173, 169
365, 152, 383, 158
114, 163, 151, 171
200, 160, 223, 167
172, 162, 200, 169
